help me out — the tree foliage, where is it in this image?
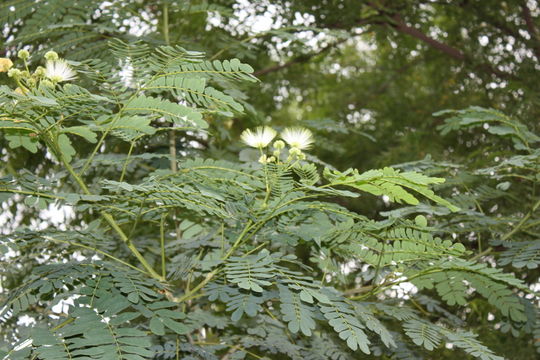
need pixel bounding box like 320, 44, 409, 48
1, 1, 539, 359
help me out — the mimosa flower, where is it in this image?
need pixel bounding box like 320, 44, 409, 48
240, 126, 277, 148
45, 60, 76, 83
281, 127, 314, 150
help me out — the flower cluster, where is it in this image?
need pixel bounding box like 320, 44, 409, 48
240, 126, 314, 164
0, 49, 77, 94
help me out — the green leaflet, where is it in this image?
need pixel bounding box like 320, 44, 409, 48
278, 285, 316, 336
404, 320, 505, 360
146, 76, 244, 114
403, 319, 441, 351
61, 125, 97, 143
123, 95, 207, 129
57, 133, 76, 163
5, 133, 39, 153
435, 106, 540, 151
319, 297, 371, 353
411, 259, 527, 322
226, 250, 274, 293
324, 166, 460, 211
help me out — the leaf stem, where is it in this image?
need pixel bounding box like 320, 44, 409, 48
160, 212, 167, 278
176, 269, 219, 303
42, 235, 147, 274
60, 151, 163, 280
177, 220, 255, 303
163, 2, 170, 45
222, 220, 254, 260
119, 140, 136, 182
471, 197, 540, 261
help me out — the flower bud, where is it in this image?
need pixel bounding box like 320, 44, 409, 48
15, 87, 28, 95
34, 66, 46, 77
7, 68, 21, 78
44, 50, 59, 61
289, 147, 302, 157
267, 156, 276, 163
17, 49, 30, 60
273, 140, 285, 150
41, 79, 55, 88
0, 58, 14, 72
258, 154, 268, 164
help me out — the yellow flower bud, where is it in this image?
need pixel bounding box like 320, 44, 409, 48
0, 58, 13, 72
15, 87, 28, 95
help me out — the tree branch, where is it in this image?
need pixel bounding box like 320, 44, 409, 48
391, 14, 465, 61
522, 1, 540, 61
254, 38, 348, 76
355, 2, 515, 79
388, 13, 514, 79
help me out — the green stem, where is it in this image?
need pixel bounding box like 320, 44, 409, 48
242, 241, 268, 257
160, 213, 167, 278
60, 151, 163, 280
470, 198, 540, 261
470, 246, 493, 261
502, 197, 540, 241
177, 220, 255, 303
101, 212, 162, 280
0, 188, 65, 200
163, 2, 170, 45
222, 220, 254, 260
176, 269, 219, 303
119, 140, 136, 182
78, 114, 122, 177
42, 235, 146, 274
259, 147, 271, 206
52, 317, 74, 331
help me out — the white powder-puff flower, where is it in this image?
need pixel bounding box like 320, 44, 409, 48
281, 127, 313, 150
240, 126, 277, 148
45, 60, 76, 83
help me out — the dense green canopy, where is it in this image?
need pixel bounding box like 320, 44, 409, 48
0, 1, 539, 359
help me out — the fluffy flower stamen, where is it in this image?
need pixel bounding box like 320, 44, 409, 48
281, 127, 313, 150
45, 60, 76, 83
240, 126, 277, 148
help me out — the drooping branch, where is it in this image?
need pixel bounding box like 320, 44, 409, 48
254, 38, 348, 76
390, 14, 464, 61
387, 13, 515, 79
355, 2, 515, 79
